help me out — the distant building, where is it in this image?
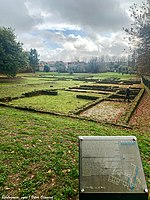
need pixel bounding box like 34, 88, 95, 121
39, 61, 57, 72
39, 60, 87, 73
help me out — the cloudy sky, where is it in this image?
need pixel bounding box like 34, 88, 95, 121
0, 0, 142, 61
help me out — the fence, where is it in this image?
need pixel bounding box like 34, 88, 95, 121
142, 76, 150, 89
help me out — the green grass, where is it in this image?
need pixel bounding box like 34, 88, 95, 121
0, 107, 149, 199
0, 84, 50, 98
8, 91, 101, 113
90, 72, 138, 80
8, 91, 105, 113
0, 72, 149, 200
0, 81, 83, 98
0, 72, 138, 99
35, 72, 137, 80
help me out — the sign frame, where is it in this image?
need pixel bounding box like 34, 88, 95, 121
79, 136, 148, 200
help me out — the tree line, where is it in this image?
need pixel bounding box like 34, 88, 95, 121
51, 56, 131, 74
0, 0, 150, 77
0, 27, 39, 77
0, 26, 130, 76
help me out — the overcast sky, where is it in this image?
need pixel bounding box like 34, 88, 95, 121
0, 0, 143, 61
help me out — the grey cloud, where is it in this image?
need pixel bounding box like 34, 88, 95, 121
28, 0, 131, 32
109, 42, 128, 55
0, 0, 141, 61
0, 0, 34, 32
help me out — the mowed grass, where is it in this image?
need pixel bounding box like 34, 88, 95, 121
8, 91, 105, 114
0, 80, 83, 98
90, 72, 138, 80
0, 72, 139, 99
35, 72, 138, 80
0, 107, 150, 199
0, 73, 149, 199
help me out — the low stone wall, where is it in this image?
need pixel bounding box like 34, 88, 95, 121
118, 88, 145, 124
0, 102, 132, 129
120, 80, 141, 85
69, 85, 119, 92
22, 90, 58, 97
72, 94, 112, 115
76, 95, 99, 100
107, 88, 141, 101
66, 88, 110, 95
108, 94, 136, 100
117, 88, 141, 95
0, 89, 58, 102
142, 76, 150, 89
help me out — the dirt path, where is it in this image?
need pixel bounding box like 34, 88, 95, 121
129, 91, 150, 131
80, 101, 130, 123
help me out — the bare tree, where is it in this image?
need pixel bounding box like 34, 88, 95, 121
124, 0, 150, 75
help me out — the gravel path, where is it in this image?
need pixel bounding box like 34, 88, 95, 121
129, 91, 150, 131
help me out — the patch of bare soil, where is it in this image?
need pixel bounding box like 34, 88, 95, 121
129, 91, 150, 131
80, 100, 130, 123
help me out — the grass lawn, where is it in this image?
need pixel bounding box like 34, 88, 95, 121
8, 91, 105, 114
7, 91, 105, 114
0, 107, 149, 199
0, 72, 139, 99
35, 72, 138, 80
85, 72, 138, 80
0, 72, 149, 200
0, 81, 84, 99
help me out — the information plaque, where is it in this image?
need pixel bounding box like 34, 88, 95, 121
79, 136, 148, 200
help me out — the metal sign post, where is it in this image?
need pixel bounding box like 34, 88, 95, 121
79, 136, 148, 200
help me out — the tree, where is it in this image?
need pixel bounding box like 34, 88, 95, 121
88, 57, 99, 73
124, 0, 150, 75
87, 56, 107, 73
98, 55, 107, 72
44, 65, 50, 72
0, 27, 28, 77
55, 61, 66, 73
29, 48, 40, 72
